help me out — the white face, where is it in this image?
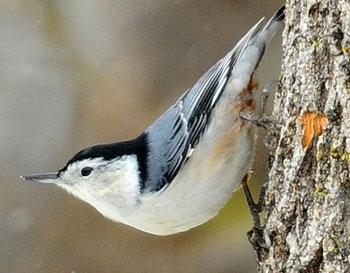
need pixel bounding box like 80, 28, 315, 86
57, 156, 141, 210
23, 155, 142, 219
58, 157, 119, 187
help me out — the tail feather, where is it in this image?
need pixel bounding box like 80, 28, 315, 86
209, 6, 285, 106
238, 5, 285, 62
229, 6, 285, 89
259, 5, 285, 44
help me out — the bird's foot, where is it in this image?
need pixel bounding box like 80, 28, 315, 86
240, 112, 279, 129
241, 174, 269, 253
240, 80, 281, 129
241, 173, 264, 228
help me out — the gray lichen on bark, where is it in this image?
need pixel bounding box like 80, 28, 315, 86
253, 1, 350, 272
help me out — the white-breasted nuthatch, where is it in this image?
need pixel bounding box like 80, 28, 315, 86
21, 6, 285, 236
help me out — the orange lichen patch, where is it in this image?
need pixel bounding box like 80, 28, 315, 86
300, 112, 328, 150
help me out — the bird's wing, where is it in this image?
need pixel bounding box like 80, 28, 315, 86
143, 6, 285, 192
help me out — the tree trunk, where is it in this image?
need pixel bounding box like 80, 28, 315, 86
253, 1, 350, 272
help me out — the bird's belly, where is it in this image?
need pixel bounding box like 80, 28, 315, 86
132, 116, 256, 235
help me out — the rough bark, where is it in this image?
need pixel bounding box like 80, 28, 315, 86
253, 1, 350, 272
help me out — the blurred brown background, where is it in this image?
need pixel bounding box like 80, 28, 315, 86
0, 1, 283, 273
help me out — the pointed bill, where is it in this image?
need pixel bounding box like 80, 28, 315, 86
20, 172, 59, 183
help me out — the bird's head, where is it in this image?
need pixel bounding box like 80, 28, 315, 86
21, 138, 147, 213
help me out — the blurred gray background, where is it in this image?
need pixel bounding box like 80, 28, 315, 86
0, 1, 283, 272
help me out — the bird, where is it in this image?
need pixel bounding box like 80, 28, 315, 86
21, 6, 285, 236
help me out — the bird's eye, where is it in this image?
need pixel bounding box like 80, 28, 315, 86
81, 167, 93, 177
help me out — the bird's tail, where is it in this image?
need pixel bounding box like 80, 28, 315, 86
257, 5, 285, 44
226, 6, 285, 91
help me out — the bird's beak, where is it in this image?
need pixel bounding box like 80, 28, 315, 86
20, 172, 59, 183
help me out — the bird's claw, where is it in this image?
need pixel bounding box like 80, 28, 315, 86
240, 80, 281, 129
241, 174, 268, 254
240, 112, 280, 129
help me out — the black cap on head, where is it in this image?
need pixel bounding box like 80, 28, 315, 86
59, 133, 149, 182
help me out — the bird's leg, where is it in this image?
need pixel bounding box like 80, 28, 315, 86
240, 80, 281, 129
241, 173, 268, 252
241, 173, 264, 228
240, 112, 278, 129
